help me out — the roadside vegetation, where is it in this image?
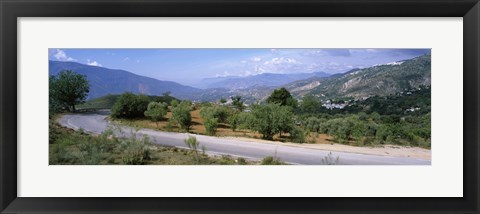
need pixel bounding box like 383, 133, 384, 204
49, 69, 430, 166
109, 86, 430, 149
49, 71, 285, 165
49, 117, 267, 165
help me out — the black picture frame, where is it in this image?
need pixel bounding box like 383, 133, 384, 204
1, 0, 479, 213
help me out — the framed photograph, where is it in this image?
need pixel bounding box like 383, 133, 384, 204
1, 0, 478, 213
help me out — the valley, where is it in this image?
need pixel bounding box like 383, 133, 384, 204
49, 49, 431, 165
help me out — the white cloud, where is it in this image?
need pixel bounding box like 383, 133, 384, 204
222, 50, 368, 77
123, 57, 130, 61
215, 71, 231, 77
242, 70, 252, 76
52, 49, 76, 61
232, 57, 303, 76
86, 59, 102, 67
263, 57, 299, 65
303, 49, 351, 57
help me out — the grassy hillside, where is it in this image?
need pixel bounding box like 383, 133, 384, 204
287, 54, 431, 100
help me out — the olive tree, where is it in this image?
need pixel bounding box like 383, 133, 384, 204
248, 103, 294, 140
170, 101, 192, 131
144, 102, 168, 127
299, 95, 321, 113
200, 106, 219, 135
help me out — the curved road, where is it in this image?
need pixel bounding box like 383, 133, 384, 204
58, 111, 431, 165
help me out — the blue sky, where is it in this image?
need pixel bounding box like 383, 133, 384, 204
48, 48, 430, 85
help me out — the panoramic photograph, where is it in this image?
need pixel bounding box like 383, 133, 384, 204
48, 48, 431, 165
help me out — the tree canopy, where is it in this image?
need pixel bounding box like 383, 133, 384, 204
200, 106, 219, 135
111, 93, 150, 119
248, 103, 294, 140
144, 101, 168, 126
49, 70, 90, 112
266, 88, 297, 109
299, 95, 321, 113
170, 101, 192, 131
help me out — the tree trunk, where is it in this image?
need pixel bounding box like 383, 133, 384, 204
71, 105, 76, 112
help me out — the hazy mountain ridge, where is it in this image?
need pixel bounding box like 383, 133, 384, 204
182, 86, 276, 103
49, 54, 430, 103
49, 60, 202, 99
196, 72, 331, 89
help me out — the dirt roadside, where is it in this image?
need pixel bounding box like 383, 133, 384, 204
223, 136, 432, 160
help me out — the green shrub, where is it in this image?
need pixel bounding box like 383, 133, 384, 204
184, 136, 201, 163
200, 106, 219, 135
144, 101, 168, 127
213, 106, 231, 123
228, 113, 240, 131
111, 93, 150, 119
119, 134, 152, 165
261, 156, 284, 165
324, 118, 352, 143
321, 152, 340, 165
229, 112, 251, 131
203, 117, 218, 136
170, 100, 179, 108
170, 101, 192, 131
290, 126, 307, 144
248, 103, 294, 140
237, 157, 247, 165
49, 137, 77, 164
218, 155, 236, 165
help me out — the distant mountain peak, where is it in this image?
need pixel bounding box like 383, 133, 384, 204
286, 54, 431, 100
194, 71, 332, 89
49, 60, 201, 100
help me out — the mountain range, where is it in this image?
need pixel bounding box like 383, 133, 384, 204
195, 72, 331, 89
49, 54, 431, 102
49, 60, 201, 99
286, 54, 431, 100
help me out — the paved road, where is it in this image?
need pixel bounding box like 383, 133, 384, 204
58, 111, 431, 165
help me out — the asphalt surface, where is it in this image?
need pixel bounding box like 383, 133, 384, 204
58, 111, 431, 165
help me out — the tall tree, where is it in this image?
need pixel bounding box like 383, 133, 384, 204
266, 87, 297, 108
299, 95, 321, 113
49, 70, 90, 112
248, 103, 294, 140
